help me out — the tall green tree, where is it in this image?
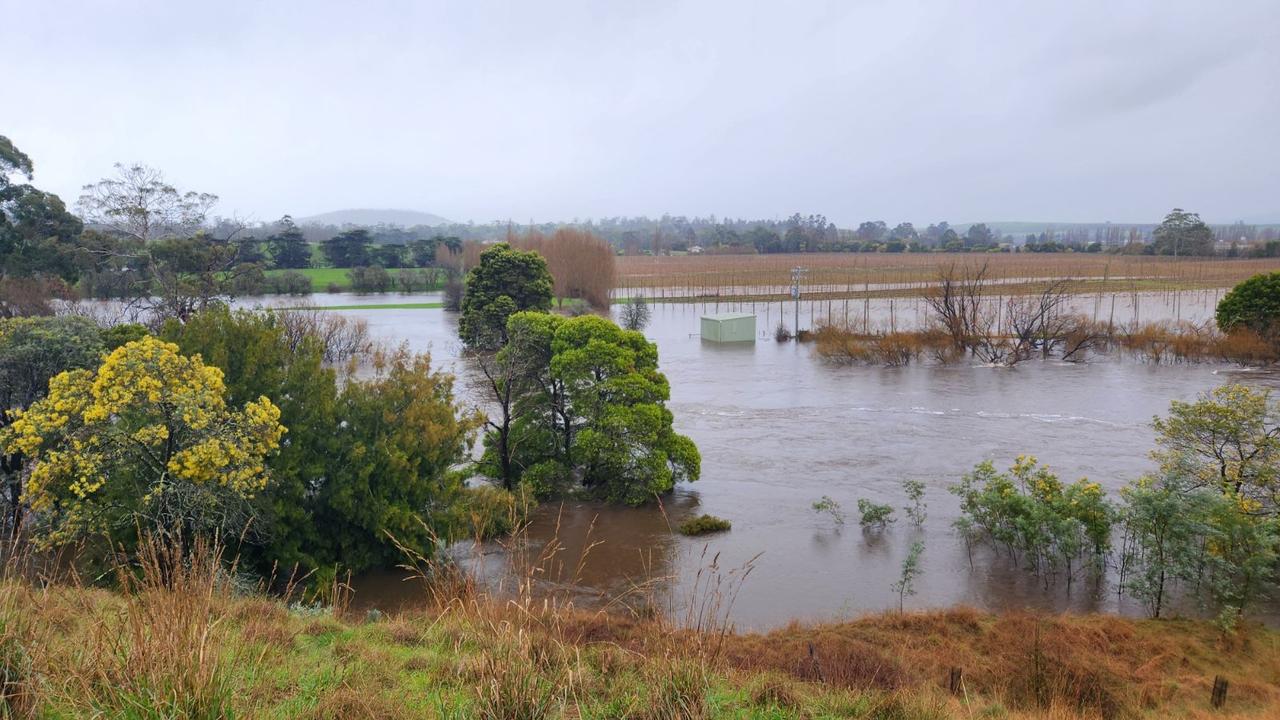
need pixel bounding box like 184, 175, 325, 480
0, 136, 84, 281
1151, 208, 1214, 257
459, 243, 553, 349
476, 311, 560, 489
482, 312, 699, 505
964, 223, 995, 248
408, 237, 439, 267
554, 316, 699, 504
267, 215, 312, 269
322, 229, 372, 268
1120, 467, 1220, 618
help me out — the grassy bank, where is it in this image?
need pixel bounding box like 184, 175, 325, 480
5, 574, 1279, 718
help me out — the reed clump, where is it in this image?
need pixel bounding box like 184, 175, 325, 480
815, 318, 1279, 367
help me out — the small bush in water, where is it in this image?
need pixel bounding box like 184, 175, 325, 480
679, 514, 732, 536
902, 479, 927, 525
812, 495, 846, 525
857, 499, 895, 529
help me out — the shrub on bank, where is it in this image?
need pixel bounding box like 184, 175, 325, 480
1217, 271, 1280, 336
268, 270, 313, 295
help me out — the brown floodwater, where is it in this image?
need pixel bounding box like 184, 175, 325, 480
251, 290, 1280, 629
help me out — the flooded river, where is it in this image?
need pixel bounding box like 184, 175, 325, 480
252, 291, 1280, 629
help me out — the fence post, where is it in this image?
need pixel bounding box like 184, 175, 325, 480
948, 666, 964, 695
1211, 675, 1228, 709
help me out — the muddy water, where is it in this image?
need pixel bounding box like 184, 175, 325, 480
256, 291, 1280, 629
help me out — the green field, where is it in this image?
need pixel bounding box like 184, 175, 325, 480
264, 267, 444, 293
308, 302, 444, 310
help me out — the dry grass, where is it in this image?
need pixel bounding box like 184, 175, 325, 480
721, 608, 1280, 718
814, 317, 1280, 366
618, 254, 1280, 302
9, 575, 1280, 718
6, 531, 1280, 718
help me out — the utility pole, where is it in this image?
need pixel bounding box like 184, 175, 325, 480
791, 266, 807, 338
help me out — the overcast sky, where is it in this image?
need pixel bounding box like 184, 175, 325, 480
5, 0, 1279, 227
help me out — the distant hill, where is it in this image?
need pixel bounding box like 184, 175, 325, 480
296, 208, 452, 227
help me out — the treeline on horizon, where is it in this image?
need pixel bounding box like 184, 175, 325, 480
239, 211, 1280, 258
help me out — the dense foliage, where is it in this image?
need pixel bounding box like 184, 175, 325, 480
0, 136, 84, 284
678, 513, 731, 535
0, 316, 106, 536
322, 229, 373, 268
1151, 384, 1280, 508
1119, 465, 1280, 622
163, 306, 480, 574
951, 457, 1113, 584
0, 304, 486, 580
267, 215, 311, 269
478, 311, 700, 505
1151, 208, 1214, 256
459, 243, 553, 349
1, 337, 285, 548
1216, 272, 1280, 338
954, 386, 1280, 623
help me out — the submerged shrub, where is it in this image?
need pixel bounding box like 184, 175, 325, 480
950, 457, 1113, 583
902, 480, 927, 525
812, 495, 847, 525
857, 499, 895, 529
1121, 465, 1280, 619
679, 514, 732, 536
1215, 328, 1279, 365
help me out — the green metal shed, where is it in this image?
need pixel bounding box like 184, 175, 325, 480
700, 312, 756, 342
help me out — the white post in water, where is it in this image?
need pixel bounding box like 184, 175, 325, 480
791, 266, 807, 336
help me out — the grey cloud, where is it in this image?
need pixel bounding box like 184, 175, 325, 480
2, 0, 1277, 226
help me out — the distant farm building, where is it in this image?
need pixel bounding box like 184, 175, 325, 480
700, 312, 756, 342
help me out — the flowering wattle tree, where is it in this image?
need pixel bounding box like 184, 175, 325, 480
1, 336, 285, 546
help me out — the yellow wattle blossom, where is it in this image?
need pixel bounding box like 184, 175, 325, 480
0, 336, 286, 543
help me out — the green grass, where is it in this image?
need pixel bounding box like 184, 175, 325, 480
264, 267, 445, 293
305, 302, 444, 310
15, 577, 1280, 719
